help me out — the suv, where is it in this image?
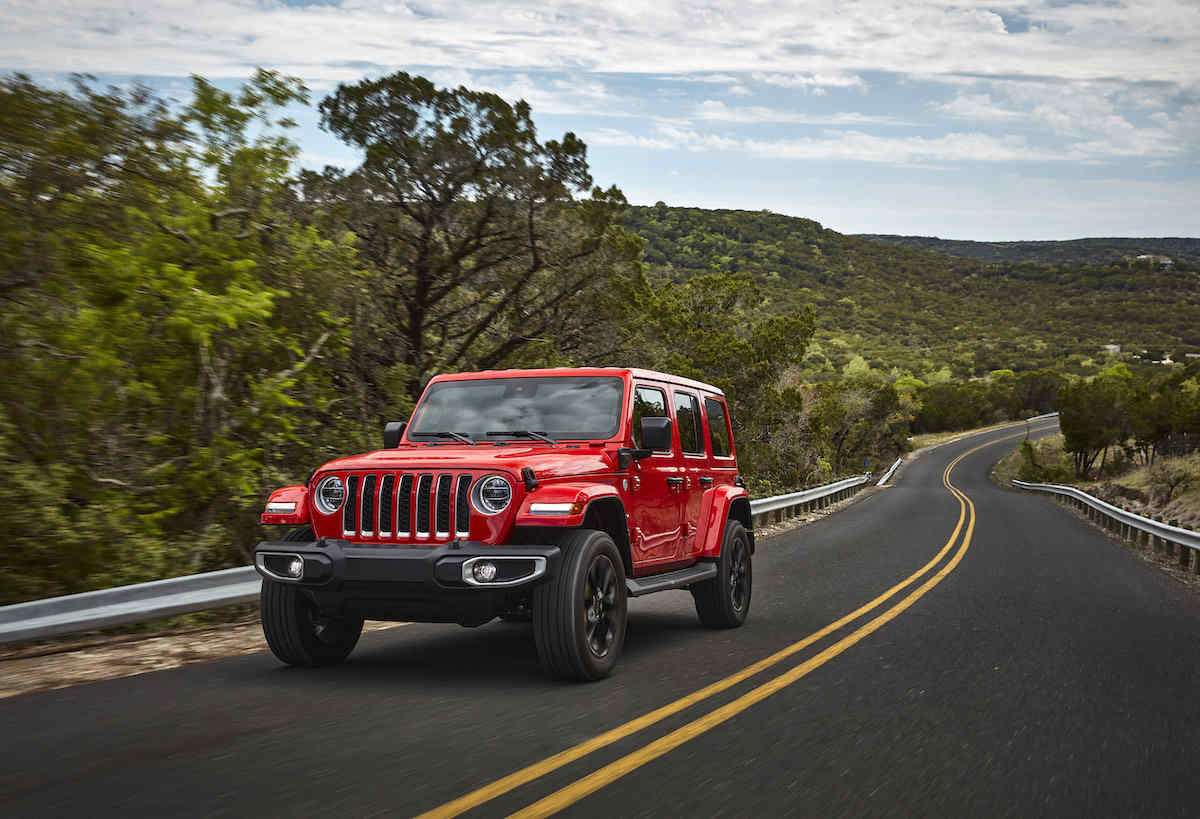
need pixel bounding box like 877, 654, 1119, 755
255, 367, 753, 680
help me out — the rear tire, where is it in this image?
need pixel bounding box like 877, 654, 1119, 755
260, 526, 364, 667
533, 529, 627, 681
692, 520, 752, 628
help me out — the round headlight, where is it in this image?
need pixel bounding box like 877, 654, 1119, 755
314, 476, 346, 515
471, 475, 512, 515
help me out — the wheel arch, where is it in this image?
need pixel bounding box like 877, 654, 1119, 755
729, 496, 754, 553
581, 497, 633, 576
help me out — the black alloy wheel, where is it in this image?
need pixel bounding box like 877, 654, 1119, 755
728, 537, 750, 615
584, 554, 620, 658
533, 529, 628, 681
693, 519, 753, 628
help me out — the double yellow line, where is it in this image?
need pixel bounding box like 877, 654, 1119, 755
419, 427, 1040, 819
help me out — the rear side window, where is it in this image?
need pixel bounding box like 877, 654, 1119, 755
674, 392, 703, 455
705, 397, 732, 457
633, 386, 669, 451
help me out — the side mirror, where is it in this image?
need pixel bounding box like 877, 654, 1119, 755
383, 421, 407, 449
640, 416, 672, 453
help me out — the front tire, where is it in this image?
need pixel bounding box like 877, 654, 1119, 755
692, 520, 752, 628
533, 529, 628, 681
260, 526, 364, 667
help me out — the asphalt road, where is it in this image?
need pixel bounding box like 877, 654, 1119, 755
5, 421, 1200, 817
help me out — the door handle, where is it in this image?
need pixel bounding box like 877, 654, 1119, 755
699, 476, 714, 486
666, 477, 684, 488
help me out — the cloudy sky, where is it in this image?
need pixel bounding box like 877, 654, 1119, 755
4, 0, 1198, 239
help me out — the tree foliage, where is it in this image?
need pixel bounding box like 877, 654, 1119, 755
308, 73, 641, 407
1058, 364, 1200, 477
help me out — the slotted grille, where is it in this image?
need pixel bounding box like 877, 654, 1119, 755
435, 475, 452, 536
336, 471, 477, 541
360, 474, 377, 535
378, 474, 395, 535
455, 475, 472, 536
415, 474, 433, 536
397, 474, 412, 536
343, 475, 360, 535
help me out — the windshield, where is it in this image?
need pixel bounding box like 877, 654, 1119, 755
409, 376, 625, 442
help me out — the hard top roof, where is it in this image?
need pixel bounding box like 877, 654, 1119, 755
427, 367, 725, 397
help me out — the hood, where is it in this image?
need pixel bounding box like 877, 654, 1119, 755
315, 443, 619, 481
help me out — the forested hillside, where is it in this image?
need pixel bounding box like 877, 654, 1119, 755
854, 234, 1200, 268
626, 206, 1200, 378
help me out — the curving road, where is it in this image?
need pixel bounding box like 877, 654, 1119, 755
4, 422, 1200, 817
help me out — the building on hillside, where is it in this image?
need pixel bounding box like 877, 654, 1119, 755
1135, 254, 1175, 268
1102, 344, 1121, 354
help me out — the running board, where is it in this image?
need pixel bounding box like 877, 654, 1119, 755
625, 563, 717, 597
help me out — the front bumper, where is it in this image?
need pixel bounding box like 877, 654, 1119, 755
253, 538, 561, 624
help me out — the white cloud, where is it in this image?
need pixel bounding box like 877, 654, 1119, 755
2, 0, 1197, 88
695, 99, 916, 126
586, 119, 1190, 164
751, 72, 867, 93
935, 93, 1025, 121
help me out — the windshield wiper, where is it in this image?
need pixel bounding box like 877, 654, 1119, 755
486, 430, 558, 445
427, 431, 476, 445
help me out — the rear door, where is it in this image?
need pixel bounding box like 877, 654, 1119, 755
702, 394, 738, 491
628, 384, 684, 566
673, 389, 707, 559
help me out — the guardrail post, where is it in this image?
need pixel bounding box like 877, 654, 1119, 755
1170, 521, 1187, 566
1154, 516, 1165, 552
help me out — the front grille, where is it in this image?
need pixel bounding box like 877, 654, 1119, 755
455, 475, 471, 537
343, 475, 360, 535
378, 475, 395, 535
415, 474, 432, 536
435, 475, 452, 536
336, 471, 479, 543
360, 474, 377, 535
397, 475, 413, 536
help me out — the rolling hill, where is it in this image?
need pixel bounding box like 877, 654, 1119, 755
852, 235, 1200, 267
623, 206, 1200, 379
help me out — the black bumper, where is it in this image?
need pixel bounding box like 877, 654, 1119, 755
253, 538, 561, 624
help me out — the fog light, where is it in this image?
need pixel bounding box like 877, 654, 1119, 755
287, 557, 304, 579
472, 561, 498, 583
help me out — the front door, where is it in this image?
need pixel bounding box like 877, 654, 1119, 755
628, 384, 684, 567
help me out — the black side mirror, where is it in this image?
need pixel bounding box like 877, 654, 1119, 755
383, 421, 407, 449
640, 416, 672, 452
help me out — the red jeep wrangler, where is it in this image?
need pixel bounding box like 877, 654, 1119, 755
255, 368, 753, 680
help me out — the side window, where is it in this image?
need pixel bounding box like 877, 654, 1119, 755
674, 392, 703, 455
705, 397, 732, 458
632, 386, 669, 451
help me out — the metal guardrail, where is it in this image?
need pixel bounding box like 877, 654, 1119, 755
749, 473, 873, 527
0, 474, 877, 645
1013, 480, 1200, 571
0, 567, 260, 645
876, 458, 903, 487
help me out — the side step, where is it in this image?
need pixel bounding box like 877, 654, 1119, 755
625, 562, 717, 597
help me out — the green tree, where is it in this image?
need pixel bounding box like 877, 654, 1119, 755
311, 72, 640, 405
0, 72, 363, 603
